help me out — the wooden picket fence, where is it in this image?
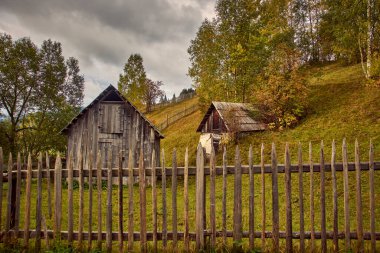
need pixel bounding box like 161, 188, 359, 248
0, 139, 379, 252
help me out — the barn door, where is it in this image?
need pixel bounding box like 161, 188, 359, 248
99, 103, 124, 134
98, 102, 124, 167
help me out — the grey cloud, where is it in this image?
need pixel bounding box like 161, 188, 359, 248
0, 0, 215, 100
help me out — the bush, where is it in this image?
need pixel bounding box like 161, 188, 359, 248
253, 44, 308, 129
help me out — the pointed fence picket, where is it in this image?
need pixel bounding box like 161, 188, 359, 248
0, 139, 378, 252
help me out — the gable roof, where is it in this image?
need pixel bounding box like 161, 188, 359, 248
61, 85, 164, 138
196, 101, 266, 133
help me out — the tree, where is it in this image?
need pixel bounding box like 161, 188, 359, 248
0, 33, 84, 155
0, 34, 40, 155
118, 54, 147, 108
253, 44, 308, 129
172, 94, 176, 103
142, 79, 164, 113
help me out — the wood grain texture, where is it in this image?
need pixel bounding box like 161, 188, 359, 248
233, 145, 242, 247
14, 153, 21, 237
35, 153, 43, 251
68, 151, 74, 245
320, 141, 326, 253
271, 143, 279, 252
222, 146, 227, 245
248, 145, 254, 250
106, 148, 113, 252
88, 152, 93, 251
172, 149, 178, 249
331, 141, 339, 252
152, 150, 158, 252
298, 143, 305, 252
96, 150, 103, 249
309, 142, 315, 252
161, 149, 167, 249
184, 147, 189, 251
355, 139, 364, 253
128, 147, 134, 251
139, 146, 147, 252
285, 143, 293, 252
210, 146, 216, 248
54, 153, 62, 240
23, 154, 32, 248
260, 143, 266, 251
195, 143, 205, 250
369, 140, 376, 253
0, 148, 3, 234
342, 139, 351, 252
78, 149, 84, 250
5, 153, 12, 245
118, 150, 123, 253
46, 152, 52, 219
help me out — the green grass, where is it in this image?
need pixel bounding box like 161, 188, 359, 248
146, 96, 199, 127
160, 63, 380, 164
2, 63, 380, 252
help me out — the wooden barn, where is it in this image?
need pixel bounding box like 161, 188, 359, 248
196, 102, 266, 154
61, 85, 164, 168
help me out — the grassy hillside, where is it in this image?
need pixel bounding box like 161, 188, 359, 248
146, 96, 198, 126
149, 62, 380, 251
157, 63, 380, 165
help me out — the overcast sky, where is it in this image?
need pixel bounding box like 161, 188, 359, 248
0, 0, 215, 106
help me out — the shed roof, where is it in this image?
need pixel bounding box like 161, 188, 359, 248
61, 85, 164, 138
196, 101, 266, 132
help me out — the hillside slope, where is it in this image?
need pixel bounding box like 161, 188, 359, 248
146, 96, 198, 126
155, 63, 380, 165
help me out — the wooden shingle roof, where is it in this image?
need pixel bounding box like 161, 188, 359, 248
196, 101, 266, 132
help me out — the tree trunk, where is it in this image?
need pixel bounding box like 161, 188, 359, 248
367, 0, 374, 78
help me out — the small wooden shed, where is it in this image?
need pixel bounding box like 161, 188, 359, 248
62, 85, 164, 168
196, 102, 266, 153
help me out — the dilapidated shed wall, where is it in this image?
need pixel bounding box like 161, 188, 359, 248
62, 85, 163, 168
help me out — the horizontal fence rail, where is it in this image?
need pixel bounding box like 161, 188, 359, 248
0, 139, 378, 252
157, 104, 198, 131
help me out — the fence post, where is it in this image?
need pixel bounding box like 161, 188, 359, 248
355, 139, 363, 253
0, 147, 3, 235
233, 145, 242, 250
196, 143, 205, 250
5, 153, 12, 246
331, 140, 339, 252
248, 145, 254, 250
222, 146, 227, 245
68, 150, 74, 246
172, 149, 178, 249
342, 139, 351, 252
35, 153, 43, 252
320, 141, 326, 253
54, 153, 62, 241
161, 149, 167, 249
23, 154, 32, 248
271, 143, 279, 252
309, 142, 315, 251
210, 146, 216, 248
260, 144, 266, 251
152, 151, 158, 252
184, 147, 189, 251
298, 142, 305, 252
285, 143, 292, 252
369, 140, 376, 253
139, 146, 147, 253
106, 147, 113, 253
14, 153, 21, 238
